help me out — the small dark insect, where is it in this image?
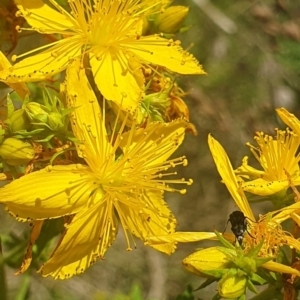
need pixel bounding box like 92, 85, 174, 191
225, 211, 249, 245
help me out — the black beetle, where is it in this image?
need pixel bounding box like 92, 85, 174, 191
226, 211, 248, 245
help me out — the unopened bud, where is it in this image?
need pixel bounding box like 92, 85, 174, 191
48, 112, 64, 131
218, 272, 247, 299
183, 247, 232, 278
25, 102, 49, 123
156, 6, 189, 34
7, 109, 30, 133
0, 137, 35, 166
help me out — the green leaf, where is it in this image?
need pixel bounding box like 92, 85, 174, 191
238, 294, 246, 300
250, 273, 267, 285
214, 230, 235, 250
246, 240, 264, 258
175, 285, 195, 300
6, 94, 14, 118
247, 279, 258, 294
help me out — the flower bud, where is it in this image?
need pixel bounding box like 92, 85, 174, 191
25, 102, 49, 123
0, 137, 35, 166
156, 6, 189, 34
48, 112, 64, 131
183, 247, 232, 278
6, 109, 31, 133
218, 272, 247, 299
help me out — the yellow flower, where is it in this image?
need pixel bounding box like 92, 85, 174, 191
208, 135, 300, 259
1, 0, 205, 111
0, 59, 192, 279
146, 135, 300, 276
235, 129, 300, 196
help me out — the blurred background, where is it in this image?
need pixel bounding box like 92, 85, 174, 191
0, 0, 300, 299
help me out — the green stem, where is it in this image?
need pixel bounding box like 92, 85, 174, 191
15, 273, 31, 300
0, 237, 7, 300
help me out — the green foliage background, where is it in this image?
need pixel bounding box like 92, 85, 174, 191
0, 0, 300, 299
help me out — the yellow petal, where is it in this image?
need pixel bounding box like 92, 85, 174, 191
272, 201, 300, 224
242, 178, 289, 196
262, 261, 300, 276
276, 107, 300, 136
90, 50, 143, 111
126, 36, 205, 75
118, 190, 177, 254
286, 236, 300, 252
0, 51, 29, 98
0, 38, 81, 83
66, 59, 113, 170
39, 200, 118, 279
15, 0, 74, 32
208, 134, 255, 221
120, 119, 188, 166
0, 165, 98, 220
146, 231, 217, 245
235, 156, 265, 177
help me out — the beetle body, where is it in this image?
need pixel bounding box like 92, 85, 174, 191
228, 211, 247, 245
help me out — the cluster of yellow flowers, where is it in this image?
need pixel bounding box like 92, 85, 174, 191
1, 1, 300, 299
0, 0, 204, 280
147, 108, 300, 298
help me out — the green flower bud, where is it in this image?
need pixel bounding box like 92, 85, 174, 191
0, 137, 35, 166
218, 272, 247, 299
156, 6, 189, 34
25, 102, 49, 123
142, 92, 170, 122
235, 256, 257, 274
6, 109, 31, 133
48, 112, 64, 131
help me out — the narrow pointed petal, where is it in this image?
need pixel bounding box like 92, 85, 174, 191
235, 157, 265, 177
126, 36, 205, 74
276, 107, 300, 136
0, 165, 98, 220
90, 51, 143, 111
262, 261, 300, 276
146, 231, 218, 245
15, 0, 74, 32
66, 59, 113, 170
118, 190, 176, 254
208, 134, 255, 221
120, 119, 188, 167
0, 39, 81, 83
272, 201, 300, 223
39, 200, 118, 279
